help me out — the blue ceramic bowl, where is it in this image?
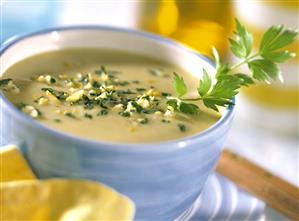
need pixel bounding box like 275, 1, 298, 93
0, 26, 234, 221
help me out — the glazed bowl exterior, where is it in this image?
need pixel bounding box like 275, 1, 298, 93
0, 27, 234, 221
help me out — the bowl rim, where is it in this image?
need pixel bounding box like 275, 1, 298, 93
0, 25, 235, 151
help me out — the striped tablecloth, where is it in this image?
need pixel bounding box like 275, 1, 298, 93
178, 174, 265, 221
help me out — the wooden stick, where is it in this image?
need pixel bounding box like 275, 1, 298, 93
216, 149, 299, 221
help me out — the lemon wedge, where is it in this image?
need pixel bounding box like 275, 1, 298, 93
0, 145, 135, 220
0, 145, 36, 181
1, 179, 135, 220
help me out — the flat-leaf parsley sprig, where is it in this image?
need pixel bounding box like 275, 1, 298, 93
168, 19, 298, 113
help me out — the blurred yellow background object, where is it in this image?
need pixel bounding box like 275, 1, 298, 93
242, 84, 299, 109
0, 146, 135, 221
0, 145, 36, 181
137, 0, 233, 57
1, 179, 135, 221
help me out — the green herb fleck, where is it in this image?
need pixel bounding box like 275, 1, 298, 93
177, 123, 186, 132
92, 81, 102, 88
161, 119, 171, 123
65, 112, 77, 119
97, 109, 108, 116
116, 89, 136, 95
131, 101, 143, 113
84, 113, 93, 119
119, 111, 131, 117
116, 81, 130, 86
161, 92, 171, 97
17, 103, 27, 109
141, 109, 159, 114
95, 65, 107, 76
0, 78, 12, 87
54, 119, 61, 123
136, 88, 146, 92
139, 118, 149, 124
41, 88, 68, 101
49, 76, 56, 84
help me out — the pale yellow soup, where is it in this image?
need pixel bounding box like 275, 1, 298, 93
1, 48, 220, 143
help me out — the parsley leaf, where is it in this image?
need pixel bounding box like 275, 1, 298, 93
173, 72, 187, 97
166, 99, 178, 110
198, 69, 212, 97
259, 25, 298, 65
229, 18, 253, 58
234, 73, 254, 86
170, 19, 297, 114
260, 26, 298, 53
248, 59, 281, 82
202, 97, 233, 112
261, 50, 296, 63
179, 102, 199, 115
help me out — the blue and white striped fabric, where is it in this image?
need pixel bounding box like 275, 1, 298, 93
177, 174, 265, 221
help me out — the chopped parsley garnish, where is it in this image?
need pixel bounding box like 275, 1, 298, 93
116, 89, 136, 95
139, 118, 149, 124
41, 88, 68, 101
0, 78, 12, 87
119, 111, 131, 117
49, 76, 56, 84
161, 119, 171, 123
17, 103, 27, 108
79, 75, 89, 85
17, 103, 41, 118
136, 88, 146, 92
95, 65, 107, 76
54, 119, 61, 123
65, 113, 77, 119
0, 78, 20, 94
92, 81, 102, 88
177, 123, 186, 132
97, 109, 108, 116
83, 97, 95, 110
141, 108, 159, 114
161, 92, 171, 97
84, 113, 93, 119
115, 81, 130, 86
131, 101, 143, 113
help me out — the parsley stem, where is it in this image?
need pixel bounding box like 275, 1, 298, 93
181, 98, 202, 101
179, 53, 259, 104
230, 53, 259, 71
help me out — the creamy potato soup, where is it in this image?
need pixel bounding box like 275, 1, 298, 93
1, 49, 220, 143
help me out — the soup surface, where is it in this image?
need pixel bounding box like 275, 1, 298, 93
1, 48, 220, 143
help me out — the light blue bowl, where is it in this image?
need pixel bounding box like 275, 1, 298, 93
0, 26, 235, 221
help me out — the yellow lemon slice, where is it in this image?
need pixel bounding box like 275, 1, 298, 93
1, 179, 135, 221
0, 145, 36, 181
0, 145, 135, 220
